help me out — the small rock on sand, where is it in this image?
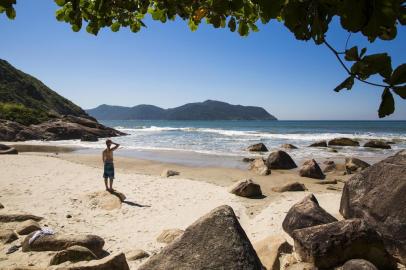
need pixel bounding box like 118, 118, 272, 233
87, 190, 126, 210
299, 159, 325, 179
229, 179, 263, 198
161, 169, 180, 178
247, 143, 268, 152
156, 229, 184, 244
0, 214, 43, 223
126, 249, 150, 261
316, 179, 338, 185
249, 158, 271, 176
49, 245, 97, 265
0, 229, 18, 244
271, 182, 307, 193
16, 219, 41, 235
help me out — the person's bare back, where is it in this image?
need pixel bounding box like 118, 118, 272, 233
102, 139, 120, 191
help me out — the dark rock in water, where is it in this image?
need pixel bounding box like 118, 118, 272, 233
342, 259, 378, 270
299, 159, 325, 179
0, 143, 18, 154
242, 157, 256, 163
229, 179, 263, 198
80, 134, 98, 142
249, 158, 271, 176
271, 182, 307, 193
0, 229, 18, 244
49, 245, 97, 265
16, 220, 41, 235
308, 141, 327, 147
345, 157, 370, 173
0, 214, 43, 223
22, 233, 105, 256
51, 252, 130, 270
328, 137, 359, 146
282, 194, 337, 236
247, 143, 268, 152
281, 144, 298, 150
340, 153, 406, 264
266, 150, 297, 170
138, 205, 264, 270
292, 219, 396, 270
364, 140, 391, 149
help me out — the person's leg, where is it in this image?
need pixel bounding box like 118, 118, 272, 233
104, 178, 109, 190
109, 178, 114, 191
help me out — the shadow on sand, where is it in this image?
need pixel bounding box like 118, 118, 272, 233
108, 189, 151, 208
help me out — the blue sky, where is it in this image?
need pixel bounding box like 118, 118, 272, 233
1, 1, 405, 120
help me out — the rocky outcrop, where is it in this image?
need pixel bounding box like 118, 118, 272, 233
292, 219, 396, 269
0, 229, 18, 244
342, 259, 378, 270
328, 138, 359, 146
138, 205, 263, 270
0, 214, 43, 223
229, 179, 263, 198
282, 194, 337, 236
363, 140, 391, 149
271, 182, 307, 193
253, 235, 292, 270
266, 150, 297, 170
249, 158, 270, 176
160, 169, 180, 178
156, 229, 184, 244
308, 141, 327, 147
280, 144, 298, 149
299, 159, 325, 179
345, 157, 370, 173
16, 220, 41, 235
50, 252, 130, 270
247, 143, 268, 152
126, 249, 149, 261
49, 245, 97, 265
340, 153, 406, 264
22, 234, 105, 256
0, 143, 18, 154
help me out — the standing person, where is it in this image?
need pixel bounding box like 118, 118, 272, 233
102, 139, 120, 191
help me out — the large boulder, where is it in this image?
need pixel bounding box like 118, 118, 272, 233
50, 252, 130, 270
156, 229, 184, 244
138, 205, 264, 270
253, 235, 292, 270
282, 194, 337, 236
49, 245, 97, 265
299, 159, 325, 179
0, 229, 18, 244
363, 140, 391, 149
247, 143, 268, 152
308, 141, 327, 147
345, 157, 370, 173
0, 144, 18, 154
16, 220, 41, 235
266, 150, 297, 170
249, 158, 271, 176
340, 153, 406, 264
22, 233, 105, 256
328, 138, 359, 146
271, 182, 307, 193
292, 219, 396, 269
342, 259, 378, 270
0, 214, 43, 223
229, 179, 263, 198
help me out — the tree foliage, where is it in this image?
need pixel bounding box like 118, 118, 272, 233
1, 0, 405, 117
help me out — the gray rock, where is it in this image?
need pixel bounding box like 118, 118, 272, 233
0, 229, 18, 244
156, 229, 184, 244
247, 143, 268, 152
249, 158, 271, 176
50, 252, 130, 270
271, 182, 307, 193
266, 150, 297, 170
282, 194, 337, 236
309, 141, 327, 147
160, 169, 180, 178
364, 140, 391, 149
345, 157, 370, 173
0, 214, 43, 223
16, 220, 41, 235
292, 219, 396, 269
49, 245, 97, 265
299, 159, 325, 179
340, 153, 406, 264
138, 205, 264, 270
328, 138, 359, 146
229, 179, 263, 198
342, 259, 378, 270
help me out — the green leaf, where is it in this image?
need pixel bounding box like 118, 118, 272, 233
393, 86, 406, 99
72, 24, 81, 32
188, 19, 198, 32
390, 64, 406, 85
111, 22, 120, 32
238, 21, 249, 36
334, 76, 354, 92
5, 7, 15, 19
55, 0, 66, 7
55, 9, 65, 21
345, 46, 359, 61
378, 88, 395, 118
228, 17, 236, 32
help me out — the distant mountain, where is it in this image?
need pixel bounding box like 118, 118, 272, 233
87, 100, 277, 120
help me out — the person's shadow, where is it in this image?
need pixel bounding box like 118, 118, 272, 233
122, 200, 151, 207
108, 189, 151, 208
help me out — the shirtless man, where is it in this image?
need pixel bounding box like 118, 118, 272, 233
102, 139, 120, 191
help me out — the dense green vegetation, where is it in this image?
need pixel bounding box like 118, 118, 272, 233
1, 1, 405, 117
0, 102, 49, 125
0, 59, 88, 124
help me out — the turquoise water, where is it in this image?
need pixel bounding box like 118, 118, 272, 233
48, 120, 406, 167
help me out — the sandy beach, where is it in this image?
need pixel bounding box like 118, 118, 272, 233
0, 150, 345, 269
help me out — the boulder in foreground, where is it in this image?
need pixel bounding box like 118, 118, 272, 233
282, 194, 337, 236
49, 245, 97, 265
292, 219, 396, 269
266, 150, 297, 170
340, 153, 406, 264
271, 182, 307, 193
249, 158, 270, 176
50, 252, 129, 270
299, 159, 325, 179
247, 143, 268, 152
342, 259, 378, 270
138, 205, 264, 270
328, 137, 359, 146
229, 179, 263, 198
363, 140, 391, 149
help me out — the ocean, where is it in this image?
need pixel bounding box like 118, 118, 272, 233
45, 120, 406, 168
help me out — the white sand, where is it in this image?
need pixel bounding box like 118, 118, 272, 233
0, 154, 341, 269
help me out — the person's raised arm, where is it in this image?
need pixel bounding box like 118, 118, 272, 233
111, 142, 120, 151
